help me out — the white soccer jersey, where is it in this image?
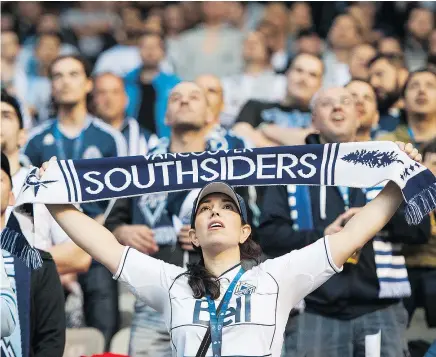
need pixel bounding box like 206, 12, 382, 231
115, 236, 342, 357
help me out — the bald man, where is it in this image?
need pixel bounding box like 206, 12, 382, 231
260, 88, 411, 357
195, 74, 251, 151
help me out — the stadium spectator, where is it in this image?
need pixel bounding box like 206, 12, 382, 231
346, 79, 379, 141
195, 74, 250, 151
378, 36, 404, 58
233, 53, 323, 147
429, 28, 436, 56
292, 29, 324, 58
368, 54, 404, 137
26, 32, 62, 122
402, 138, 436, 329
259, 86, 417, 357
60, 2, 119, 64
287, 2, 314, 50
379, 69, 436, 147
404, 7, 435, 71
93, 6, 144, 77
171, 1, 244, 80
124, 31, 180, 139
93, 72, 158, 156
221, 31, 286, 127
323, 14, 363, 87
348, 43, 377, 81
1, 30, 28, 106
163, 3, 186, 38
105, 82, 211, 357
23, 55, 127, 350
1, 90, 91, 274
15, 1, 43, 42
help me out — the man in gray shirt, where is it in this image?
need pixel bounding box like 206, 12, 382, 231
169, 1, 244, 80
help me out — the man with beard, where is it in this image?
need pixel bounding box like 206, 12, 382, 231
345, 79, 379, 141
368, 54, 404, 138
380, 69, 436, 148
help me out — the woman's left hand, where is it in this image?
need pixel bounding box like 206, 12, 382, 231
396, 142, 422, 163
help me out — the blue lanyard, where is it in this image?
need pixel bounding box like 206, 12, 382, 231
337, 186, 349, 210
206, 267, 244, 357
53, 123, 85, 160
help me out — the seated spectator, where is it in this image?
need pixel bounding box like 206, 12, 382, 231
163, 3, 186, 39
402, 138, 436, 328
233, 53, 323, 147
93, 72, 158, 156
124, 31, 180, 139
404, 7, 434, 71
378, 36, 404, 58
379, 69, 436, 147
287, 2, 314, 53
348, 43, 377, 81
26, 32, 62, 122
170, 1, 244, 80
221, 31, 286, 127
368, 54, 404, 137
323, 14, 363, 87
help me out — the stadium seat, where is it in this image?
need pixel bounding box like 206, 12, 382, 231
109, 327, 131, 355
63, 328, 105, 357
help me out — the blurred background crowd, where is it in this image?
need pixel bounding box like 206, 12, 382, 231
0, 1, 436, 357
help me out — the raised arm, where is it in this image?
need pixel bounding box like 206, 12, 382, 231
328, 142, 422, 268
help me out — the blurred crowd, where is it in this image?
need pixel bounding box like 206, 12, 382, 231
1, 1, 436, 357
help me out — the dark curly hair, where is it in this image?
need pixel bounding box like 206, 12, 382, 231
185, 220, 262, 300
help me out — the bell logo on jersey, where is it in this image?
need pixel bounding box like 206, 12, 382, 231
193, 295, 252, 326
234, 281, 256, 296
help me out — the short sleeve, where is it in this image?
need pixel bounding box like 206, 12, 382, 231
260, 236, 342, 310
114, 247, 185, 313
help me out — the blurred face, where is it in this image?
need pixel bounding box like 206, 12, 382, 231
51, 57, 93, 105
195, 75, 223, 121
286, 54, 323, 107
346, 81, 379, 131
0, 32, 20, 61
243, 31, 268, 63
0, 169, 14, 216
404, 72, 436, 115
139, 34, 165, 70
368, 58, 399, 111
264, 3, 288, 33
35, 35, 61, 66
290, 2, 312, 30
202, 1, 227, 24
93, 74, 127, 123
0, 101, 26, 155
407, 8, 434, 41
328, 15, 362, 49
17, 2, 42, 24
296, 34, 323, 56
378, 37, 403, 57
190, 193, 250, 254
166, 82, 211, 130
423, 152, 436, 176
37, 14, 60, 33
349, 44, 376, 80
163, 5, 185, 34
312, 87, 359, 143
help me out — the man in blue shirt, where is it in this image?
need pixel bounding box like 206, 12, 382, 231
93, 72, 159, 156
23, 54, 127, 350
124, 31, 180, 139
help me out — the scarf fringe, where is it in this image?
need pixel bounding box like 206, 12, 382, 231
1, 227, 42, 269
405, 183, 436, 225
